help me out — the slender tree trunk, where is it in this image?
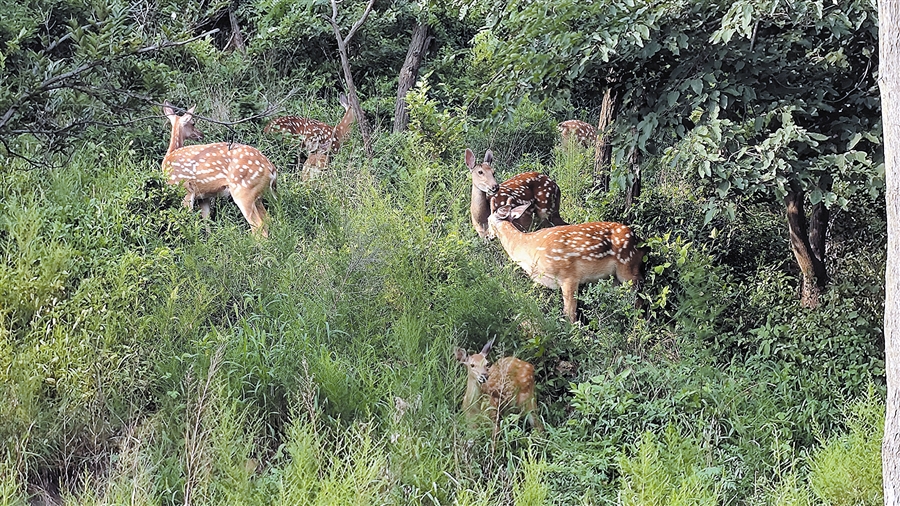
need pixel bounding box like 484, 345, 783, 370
326, 0, 375, 158
593, 79, 620, 192
784, 182, 828, 309
393, 21, 431, 133
224, 9, 245, 54
624, 145, 641, 210
879, 1, 900, 501
809, 174, 832, 263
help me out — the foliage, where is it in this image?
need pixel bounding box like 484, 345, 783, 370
618, 429, 722, 506
0, 0, 228, 158
808, 390, 884, 505
0, 0, 888, 504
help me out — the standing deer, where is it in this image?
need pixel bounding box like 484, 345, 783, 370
489, 203, 648, 323
264, 94, 356, 178
162, 103, 277, 237
466, 148, 566, 240
455, 338, 543, 435
558, 120, 597, 148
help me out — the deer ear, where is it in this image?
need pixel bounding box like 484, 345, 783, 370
510, 202, 532, 220
163, 102, 177, 124
465, 148, 476, 170
339, 94, 349, 108
484, 150, 493, 165
454, 348, 469, 363
480, 337, 495, 355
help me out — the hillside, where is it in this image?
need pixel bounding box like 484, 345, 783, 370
0, 1, 886, 504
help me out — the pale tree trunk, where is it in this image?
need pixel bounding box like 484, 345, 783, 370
879, 1, 900, 502
593, 78, 620, 192
325, 0, 375, 158
393, 21, 431, 133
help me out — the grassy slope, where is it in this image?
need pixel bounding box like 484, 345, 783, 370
0, 119, 886, 505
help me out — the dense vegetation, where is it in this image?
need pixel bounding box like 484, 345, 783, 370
0, 0, 886, 504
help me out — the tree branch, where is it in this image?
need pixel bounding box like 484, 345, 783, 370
0, 29, 220, 132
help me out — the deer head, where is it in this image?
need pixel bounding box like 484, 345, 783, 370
465, 148, 566, 240
558, 120, 597, 148
466, 148, 500, 239
162, 102, 277, 237
455, 338, 543, 435
489, 203, 648, 323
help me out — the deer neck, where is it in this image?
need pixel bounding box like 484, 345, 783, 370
330, 107, 356, 152
462, 375, 486, 416
166, 124, 185, 158
494, 221, 539, 270
471, 184, 491, 235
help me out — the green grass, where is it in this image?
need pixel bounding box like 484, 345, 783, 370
0, 115, 887, 505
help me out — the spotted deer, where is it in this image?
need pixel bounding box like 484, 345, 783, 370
489, 203, 648, 323
558, 120, 597, 148
162, 103, 277, 237
466, 148, 566, 240
455, 338, 543, 436
264, 94, 356, 177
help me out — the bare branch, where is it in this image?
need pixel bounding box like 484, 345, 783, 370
344, 0, 376, 45
0, 29, 220, 132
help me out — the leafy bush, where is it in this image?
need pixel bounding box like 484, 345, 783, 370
618, 429, 722, 506
808, 391, 884, 505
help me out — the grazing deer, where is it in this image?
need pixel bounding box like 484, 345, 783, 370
162, 103, 277, 237
489, 203, 648, 323
465, 148, 566, 240
558, 120, 597, 148
455, 338, 543, 435
264, 94, 356, 178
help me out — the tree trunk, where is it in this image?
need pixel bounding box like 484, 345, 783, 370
809, 174, 832, 264
335, 45, 373, 157
223, 9, 245, 54
393, 21, 431, 133
326, 0, 375, 158
593, 79, 620, 192
784, 183, 828, 309
879, 0, 900, 501
624, 145, 641, 210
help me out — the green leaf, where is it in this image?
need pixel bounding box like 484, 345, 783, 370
690, 79, 703, 95
667, 90, 680, 107
810, 187, 824, 204
716, 180, 731, 198
703, 207, 717, 226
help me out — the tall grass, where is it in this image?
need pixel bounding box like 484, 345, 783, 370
0, 101, 887, 505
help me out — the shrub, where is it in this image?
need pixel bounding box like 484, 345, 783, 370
618, 428, 722, 506
808, 391, 883, 506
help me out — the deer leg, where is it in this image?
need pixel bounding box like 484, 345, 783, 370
198, 198, 212, 220
548, 210, 567, 226
561, 279, 579, 323
523, 394, 544, 432
232, 191, 267, 238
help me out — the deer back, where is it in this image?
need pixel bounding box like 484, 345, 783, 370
558, 120, 597, 148
264, 116, 335, 153
482, 356, 536, 413
490, 172, 566, 232
489, 203, 646, 290
164, 142, 274, 195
